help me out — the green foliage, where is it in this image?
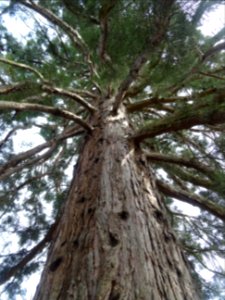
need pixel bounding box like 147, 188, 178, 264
0, 0, 225, 299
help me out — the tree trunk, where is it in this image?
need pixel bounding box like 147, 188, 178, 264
33, 98, 200, 300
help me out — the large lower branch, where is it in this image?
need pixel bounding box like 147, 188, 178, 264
0, 139, 55, 176
126, 88, 219, 113
0, 101, 93, 131
0, 125, 83, 181
0, 220, 59, 286
156, 180, 225, 222
132, 95, 225, 142
0, 143, 58, 181
143, 150, 213, 176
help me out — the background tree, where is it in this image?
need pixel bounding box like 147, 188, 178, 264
0, 0, 225, 299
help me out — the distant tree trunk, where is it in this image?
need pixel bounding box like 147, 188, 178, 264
33, 98, 200, 300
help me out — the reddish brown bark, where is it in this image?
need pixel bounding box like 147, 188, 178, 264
33, 99, 200, 300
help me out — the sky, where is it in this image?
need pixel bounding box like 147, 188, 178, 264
0, 2, 225, 300
199, 2, 225, 36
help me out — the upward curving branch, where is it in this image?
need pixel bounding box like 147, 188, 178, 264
98, 0, 118, 63
112, 0, 175, 114
0, 126, 28, 149
61, 0, 99, 25
18, 0, 97, 77
167, 40, 225, 94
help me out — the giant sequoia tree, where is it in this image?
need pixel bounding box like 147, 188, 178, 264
0, 0, 225, 299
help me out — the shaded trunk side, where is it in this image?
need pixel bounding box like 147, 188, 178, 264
33, 100, 200, 300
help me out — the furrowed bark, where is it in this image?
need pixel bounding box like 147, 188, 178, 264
33, 99, 200, 300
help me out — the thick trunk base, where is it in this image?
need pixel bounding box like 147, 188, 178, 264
34, 102, 200, 300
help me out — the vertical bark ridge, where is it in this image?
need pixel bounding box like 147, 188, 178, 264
33, 99, 200, 300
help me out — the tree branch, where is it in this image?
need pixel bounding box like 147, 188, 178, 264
165, 166, 213, 191
42, 84, 97, 113
0, 126, 28, 149
207, 26, 225, 46
0, 140, 54, 177
0, 82, 33, 95
167, 41, 225, 94
13, 172, 51, 192
156, 180, 225, 222
0, 100, 93, 131
126, 88, 219, 113
143, 150, 213, 176
0, 125, 84, 181
202, 41, 225, 62
61, 0, 99, 25
0, 220, 59, 285
112, 0, 175, 113
132, 91, 225, 142
18, 0, 97, 77
0, 81, 97, 112
0, 57, 45, 81
191, 0, 221, 25
98, 1, 118, 63
0, 142, 58, 182
198, 71, 225, 81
